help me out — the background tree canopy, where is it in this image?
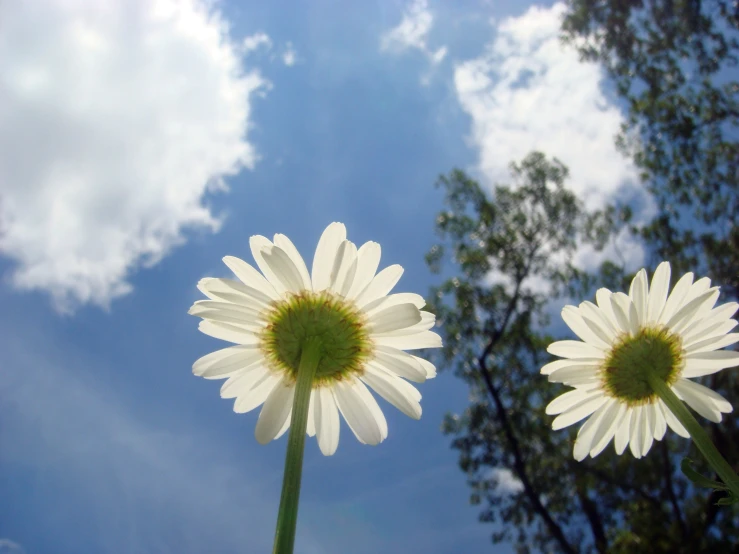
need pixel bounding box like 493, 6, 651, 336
560, 0, 739, 297
427, 2, 739, 551
427, 154, 739, 553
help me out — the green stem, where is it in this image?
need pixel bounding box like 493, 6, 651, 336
646, 372, 739, 499
272, 337, 321, 554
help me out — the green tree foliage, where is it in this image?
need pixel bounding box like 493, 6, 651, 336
427, 152, 739, 553
560, 0, 739, 297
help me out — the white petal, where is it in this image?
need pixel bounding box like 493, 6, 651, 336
684, 320, 738, 350
573, 399, 615, 461
194, 349, 263, 379
641, 401, 655, 455
547, 365, 599, 384
667, 280, 715, 330
361, 364, 422, 419
672, 380, 725, 422
306, 390, 316, 437
411, 355, 437, 379
629, 268, 649, 327
222, 256, 280, 301
659, 399, 690, 438
333, 378, 386, 445
677, 379, 733, 413
580, 301, 618, 336
681, 302, 738, 343
373, 331, 442, 350
189, 300, 265, 322
273, 234, 311, 290
261, 245, 307, 294
577, 309, 615, 347
612, 292, 639, 336
312, 222, 346, 292
595, 288, 620, 331
545, 388, 599, 415
652, 402, 667, 441
192, 345, 260, 377
681, 350, 739, 378
347, 241, 382, 299
190, 308, 264, 331
540, 358, 601, 375
249, 236, 288, 295
233, 373, 281, 413
275, 411, 292, 440
614, 408, 632, 455
561, 306, 610, 350
629, 406, 644, 458
362, 293, 426, 316
646, 262, 671, 324
255, 380, 295, 444
547, 340, 605, 359
329, 240, 358, 296
658, 271, 694, 324
314, 387, 340, 455
381, 311, 435, 336
669, 288, 720, 335
220, 365, 269, 398
684, 333, 739, 354
197, 278, 273, 310
589, 402, 627, 458
684, 277, 712, 303
368, 304, 422, 335
373, 347, 427, 382
551, 394, 607, 430
551, 374, 600, 387
354, 265, 404, 308
198, 320, 259, 345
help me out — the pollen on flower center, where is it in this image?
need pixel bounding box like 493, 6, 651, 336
260, 291, 372, 386
600, 326, 683, 406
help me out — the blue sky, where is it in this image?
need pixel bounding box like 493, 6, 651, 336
0, 1, 652, 553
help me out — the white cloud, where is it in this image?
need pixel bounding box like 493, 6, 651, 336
380, 0, 447, 66
455, 3, 651, 278
282, 41, 297, 66
0, 0, 268, 312
242, 31, 272, 54
489, 468, 524, 495
0, 539, 25, 554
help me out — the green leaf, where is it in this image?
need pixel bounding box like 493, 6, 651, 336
680, 458, 728, 492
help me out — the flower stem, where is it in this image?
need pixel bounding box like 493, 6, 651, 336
272, 337, 321, 554
646, 371, 739, 499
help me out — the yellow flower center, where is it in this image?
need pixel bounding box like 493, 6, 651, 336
260, 291, 372, 386
600, 326, 684, 406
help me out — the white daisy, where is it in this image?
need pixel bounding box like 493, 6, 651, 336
189, 222, 441, 456
543, 261, 739, 461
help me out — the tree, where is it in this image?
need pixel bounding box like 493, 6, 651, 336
427, 152, 739, 553
560, 0, 739, 297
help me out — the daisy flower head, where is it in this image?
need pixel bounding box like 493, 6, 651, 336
543, 262, 739, 461
189, 222, 441, 456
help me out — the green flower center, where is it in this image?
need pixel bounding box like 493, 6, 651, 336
600, 326, 684, 406
260, 291, 372, 386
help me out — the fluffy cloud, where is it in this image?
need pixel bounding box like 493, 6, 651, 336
282, 42, 297, 66
380, 0, 447, 66
0, 0, 267, 312
455, 3, 651, 278
0, 539, 25, 554
489, 468, 524, 495
242, 31, 272, 54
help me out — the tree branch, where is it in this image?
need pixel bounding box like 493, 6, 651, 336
575, 480, 608, 554
660, 440, 688, 540
476, 258, 578, 554
571, 462, 663, 509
